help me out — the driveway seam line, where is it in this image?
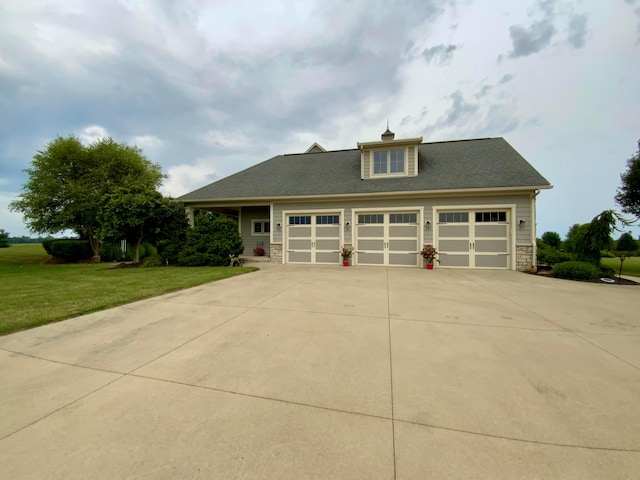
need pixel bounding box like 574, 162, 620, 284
386, 268, 397, 480
0, 347, 124, 375
0, 374, 125, 443
395, 418, 640, 452
126, 372, 640, 453
480, 283, 640, 374
391, 317, 563, 332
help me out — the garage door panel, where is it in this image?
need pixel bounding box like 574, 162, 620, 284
389, 253, 418, 266
316, 226, 340, 238
475, 255, 509, 268
289, 227, 312, 238
358, 226, 384, 237
389, 239, 417, 251
476, 225, 508, 237
389, 225, 417, 237
289, 239, 311, 250
315, 252, 338, 263
439, 254, 470, 267
358, 252, 384, 265
359, 239, 384, 250
475, 239, 507, 253
439, 225, 469, 237
439, 239, 469, 252
316, 239, 339, 250
289, 252, 312, 263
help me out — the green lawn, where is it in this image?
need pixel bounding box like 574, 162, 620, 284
601, 256, 640, 277
0, 244, 258, 336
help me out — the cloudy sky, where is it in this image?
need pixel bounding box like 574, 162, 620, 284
1, 0, 639, 239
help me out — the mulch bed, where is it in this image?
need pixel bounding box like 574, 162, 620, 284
529, 268, 638, 285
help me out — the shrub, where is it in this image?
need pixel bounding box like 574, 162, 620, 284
42, 238, 55, 255
552, 261, 601, 280
142, 254, 163, 267
600, 266, 616, 278
537, 245, 572, 266
48, 239, 93, 261
0, 228, 9, 248
178, 214, 243, 266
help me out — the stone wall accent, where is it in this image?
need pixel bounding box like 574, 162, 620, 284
516, 244, 534, 271
270, 243, 283, 263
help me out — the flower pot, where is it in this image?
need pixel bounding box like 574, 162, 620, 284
426, 263, 434, 270
343, 261, 350, 266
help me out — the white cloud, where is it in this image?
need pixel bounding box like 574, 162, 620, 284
160, 159, 219, 198
78, 125, 109, 145
131, 135, 164, 150
199, 130, 251, 150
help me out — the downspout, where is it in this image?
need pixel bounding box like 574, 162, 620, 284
532, 190, 540, 267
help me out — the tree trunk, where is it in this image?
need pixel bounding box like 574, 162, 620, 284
87, 227, 101, 262
134, 238, 142, 264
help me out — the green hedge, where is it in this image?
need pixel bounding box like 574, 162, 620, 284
552, 261, 601, 280
44, 239, 93, 261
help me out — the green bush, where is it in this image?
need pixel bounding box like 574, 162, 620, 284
142, 254, 163, 267
537, 245, 572, 265
42, 238, 55, 255
178, 214, 243, 266
599, 266, 616, 278
552, 261, 601, 280
48, 239, 93, 261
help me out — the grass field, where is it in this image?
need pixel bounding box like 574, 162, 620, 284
0, 244, 258, 336
601, 256, 640, 277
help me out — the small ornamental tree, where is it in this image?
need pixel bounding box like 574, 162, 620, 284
0, 228, 9, 248
575, 210, 631, 266
617, 232, 638, 254
178, 212, 243, 266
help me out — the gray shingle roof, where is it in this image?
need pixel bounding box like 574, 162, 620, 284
179, 137, 551, 202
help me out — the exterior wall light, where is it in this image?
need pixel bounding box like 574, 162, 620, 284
345, 221, 351, 230
276, 222, 281, 230
425, 220, 431, 228
518, 219, 525, 227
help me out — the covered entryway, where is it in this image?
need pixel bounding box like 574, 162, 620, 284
436, 209, 511, 269
285, 212, 342, 264
354, 211, 420, 267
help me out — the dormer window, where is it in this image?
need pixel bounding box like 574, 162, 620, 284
373, 149, 405, 175
357, 127, 423, 180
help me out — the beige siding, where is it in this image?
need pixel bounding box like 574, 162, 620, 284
239, 206, 271, 256
362, 151, 371, 179
407, 147, 416, 177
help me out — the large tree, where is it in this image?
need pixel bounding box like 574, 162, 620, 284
99, 187, 186, 264
10, 136, 164, 258
576, 210, 630, 265
615, 139, 640, 220
0, 228, 9, 248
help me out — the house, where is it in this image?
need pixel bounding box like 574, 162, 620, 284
179, 129, 552, 270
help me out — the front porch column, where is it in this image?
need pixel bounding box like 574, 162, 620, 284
185, 207, 194, 227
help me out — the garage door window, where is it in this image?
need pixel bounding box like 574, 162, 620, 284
476, 211, 507, 222
316, 215, 339, 224
358, 214, 384, 224
439, 212, 469, 223
289, 215, 311, 225
389, 213, 417, 223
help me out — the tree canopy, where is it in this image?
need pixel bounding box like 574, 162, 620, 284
0, 228, 9, 248
616, 232, 638, 253
615, 139, 640, 220
541, 231, 561, 248
10, 136, 164, 258
99, 187, 187, 264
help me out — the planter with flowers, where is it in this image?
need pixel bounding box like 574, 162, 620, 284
341, 246, 354, 266
420, 244, 439, 269
253, 246, 265, 256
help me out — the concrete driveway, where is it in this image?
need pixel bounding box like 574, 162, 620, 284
1, 265, 639, 479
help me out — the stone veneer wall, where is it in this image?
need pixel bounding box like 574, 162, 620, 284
270, 243, 283, 263
516, 244, 534, 271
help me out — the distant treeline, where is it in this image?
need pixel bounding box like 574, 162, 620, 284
9, 236, 56, 244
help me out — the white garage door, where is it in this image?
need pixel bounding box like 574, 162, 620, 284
286, 213, 341, 264
355, 212, 420, 267
437, 210, 510, 269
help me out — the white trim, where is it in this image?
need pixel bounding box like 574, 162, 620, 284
433, 204, 517, 270
370, 146, 409, 178
269, 201, 274, 246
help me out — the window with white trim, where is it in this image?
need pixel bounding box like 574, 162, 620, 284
288, 215, 311, 225
389, 213, 417, 224
372, 149, 405, 175
252, 220, 270, 236
316, 215, 339, 224
475, 211, 507, 222
358, 214, 384, 224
